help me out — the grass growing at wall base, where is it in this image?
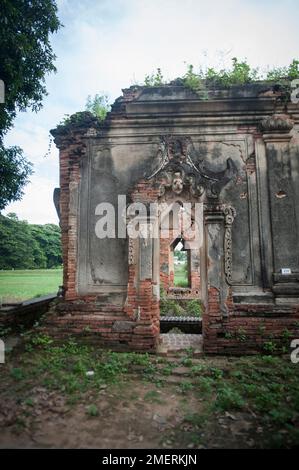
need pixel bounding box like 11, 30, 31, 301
0, 269, 63, 303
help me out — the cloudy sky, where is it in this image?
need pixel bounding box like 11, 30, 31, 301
4, 0, 299, 224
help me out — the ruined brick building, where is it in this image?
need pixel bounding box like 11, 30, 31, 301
49, 83, 299, 354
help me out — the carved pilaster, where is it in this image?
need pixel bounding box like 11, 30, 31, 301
223, 205, 237, 285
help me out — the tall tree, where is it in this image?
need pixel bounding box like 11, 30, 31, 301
30, 223, 62, 268
0, 214, 46, 269
0, 0, 61, 210
0, 145, 33, 211
0, 213, 62, 269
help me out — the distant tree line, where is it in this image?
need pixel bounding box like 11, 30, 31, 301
0, 213, 62, 269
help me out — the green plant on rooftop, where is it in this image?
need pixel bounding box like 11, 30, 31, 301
55, 93, 111, 131
85, 93, 111, 121
144, 68, 165, 86
142, 58, 299, 102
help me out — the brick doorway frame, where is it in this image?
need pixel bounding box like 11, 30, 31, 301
124, 175, 235, 351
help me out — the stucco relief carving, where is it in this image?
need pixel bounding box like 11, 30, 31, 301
223, 205, 237, 285
172, 172, 184, 194
147, 136, 237, 199
128, 238, 136, 265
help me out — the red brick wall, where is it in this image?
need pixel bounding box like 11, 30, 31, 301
203, 287, 299, 354
125, 179, 161, 348
57, 130, 87, 301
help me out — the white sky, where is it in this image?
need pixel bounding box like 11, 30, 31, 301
3, 0, 299, 224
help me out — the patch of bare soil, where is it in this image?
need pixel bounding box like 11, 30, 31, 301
0, 376, 276, 449
0, 378, 193, 448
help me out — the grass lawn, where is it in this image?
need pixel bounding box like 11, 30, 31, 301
0, 269, 63, 303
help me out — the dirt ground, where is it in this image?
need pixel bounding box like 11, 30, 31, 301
0, 378, 270, 449
0, 335, 298, 449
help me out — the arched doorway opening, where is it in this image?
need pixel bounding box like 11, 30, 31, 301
172, 238, 190, 288
157, 199, 205, 353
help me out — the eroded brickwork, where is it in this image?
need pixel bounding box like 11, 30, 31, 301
204, 301, 299, 355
